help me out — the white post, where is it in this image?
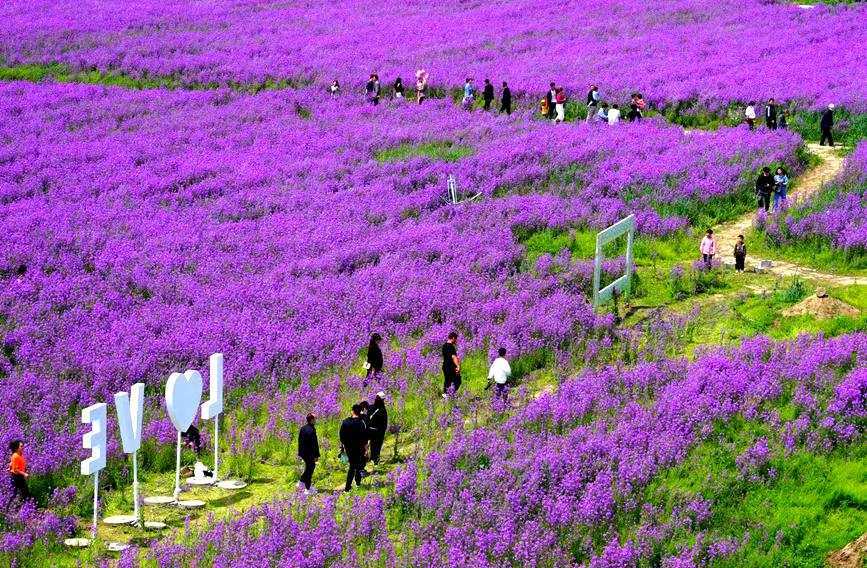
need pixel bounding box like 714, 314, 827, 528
132, 451, 139, 524
92, 472, 99, 538
174, 431, 182, 500
213, 417, 220, 481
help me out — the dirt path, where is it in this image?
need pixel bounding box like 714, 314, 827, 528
713, 143, 864, 286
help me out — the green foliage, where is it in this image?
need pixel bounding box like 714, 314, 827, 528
375, 140, 474, 163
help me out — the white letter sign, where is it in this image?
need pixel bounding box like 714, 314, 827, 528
201, 353, 224, 480
114, 383, 144, 454
81, 403, 107, 476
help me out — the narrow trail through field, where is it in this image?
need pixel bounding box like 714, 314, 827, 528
713, 143, 865, 286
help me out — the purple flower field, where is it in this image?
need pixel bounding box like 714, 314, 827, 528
0, 81, 801, 473
1, 0, 866, 108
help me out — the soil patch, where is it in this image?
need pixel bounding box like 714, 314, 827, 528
782, 295, 860, 319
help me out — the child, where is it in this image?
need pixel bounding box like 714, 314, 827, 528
734, 235, 747, 272
700, 229, 717, 267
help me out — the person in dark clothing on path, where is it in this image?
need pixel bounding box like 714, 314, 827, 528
627, 103, 642, 122
339, 405, 367, 491
365, 332, 383, 381
441, 332, 461, 397
734, 235, 747, 273
500, 82, 512, 115
7, 440, 29, 507
765, 98, 777, 130
545, 82, 556, 121
393, 77, 405, 99
297, 413, 319, 492
778, 109, 788, 130
755, 166, 774, 211
368, 392, 388, 465
820, 104, 835, 146
482, 79, 495, 111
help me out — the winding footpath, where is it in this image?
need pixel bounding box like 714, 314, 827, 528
713, 143, 865, 287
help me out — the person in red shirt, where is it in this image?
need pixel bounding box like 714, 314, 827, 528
7, 440, 30, 506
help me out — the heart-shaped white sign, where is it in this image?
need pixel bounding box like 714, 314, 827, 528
165, 370, 203, 432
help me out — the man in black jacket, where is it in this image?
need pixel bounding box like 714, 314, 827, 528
482, 79, 495, 111
500, 82, 512, 115
339, 404, 367, 491
765, 98, 777, 130
755, 166, 774, 212
820, 104, 835, 146
297, 413, 319, 492
368, 392, 388, 465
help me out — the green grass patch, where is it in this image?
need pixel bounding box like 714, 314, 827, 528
375, 140, 474, 163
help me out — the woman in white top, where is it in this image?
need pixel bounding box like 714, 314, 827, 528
607, 104, 621, 125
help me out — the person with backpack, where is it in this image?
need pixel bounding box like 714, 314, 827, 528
554, 86, 566, 123
7, 440, 29, 507
820, 104, 835, 146
482, 79, 495, 111
297, 414, 319, 493
339, 405, 367, 491
755, 166, 774, 211
586, 85, 600, 123
765, 98, 778, 130
773, 166, 789, 210
500, 81, 512, 115
367, 392, 388, 465
745, 102, 757, 130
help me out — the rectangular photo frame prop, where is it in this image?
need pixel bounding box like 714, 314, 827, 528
592, 214, 636, 308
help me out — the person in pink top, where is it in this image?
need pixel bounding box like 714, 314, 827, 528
700, 229, 717, 267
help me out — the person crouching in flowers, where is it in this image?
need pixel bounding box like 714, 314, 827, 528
700, 229, 717, 268
7, 440, 29, 507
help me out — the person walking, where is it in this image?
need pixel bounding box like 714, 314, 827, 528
365, 332, 383, 381
500, 81, 512, 115
745, 102, 757, 130
441, 332, 461, 397
820, 103, 834, 146
339, 405, 367, 491
765, 98, 778, 130
773, 167, 789, 210
554, 86, 566, 123
393, 77, 405, 99
700, 229, 717, 267
7, 440, 29, 507
487, 348, 512, 402
415, 70, 428, 104
462, 78, 475, 110
586, 85, 600, 123
482, 79, 495, 111
755, 166, 774, 211
545, 82, 556, 121
607, 104, 621, 125
297, 414, 319, 493
329, 79, 340, 97
734, 235, 747, 273
367, 392, 388, 465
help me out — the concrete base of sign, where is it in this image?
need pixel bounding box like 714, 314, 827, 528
103, 514, 137, 526
216, 479, 247, 490
64, 538, 92, 548
144, 521, 168, 530
186, 476, 215, 486
177, 499, 206, 509
107, 542, 130, 552
143, 495, 176, 506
